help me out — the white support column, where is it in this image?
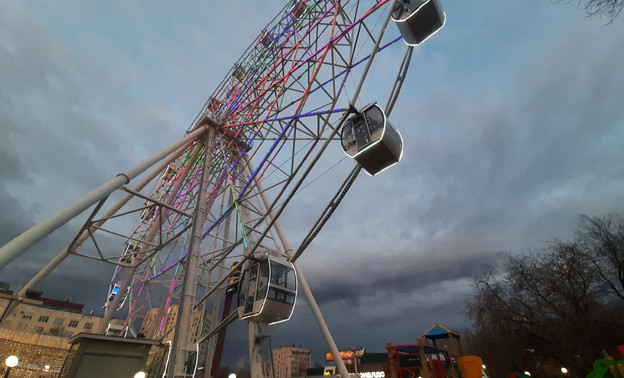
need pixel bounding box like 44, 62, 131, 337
171, 127, 216, 377
0, 126, 208, 271
249, 322, 266, 378
204, 164, 237, 377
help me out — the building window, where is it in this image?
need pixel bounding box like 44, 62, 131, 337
54, 318, 64, 326
36, 326, 44, 334
22, 314, 32, 320
17, 323, 27, 331
84, 322, 93, 330
68, 320, 79, 328
38, 315, 49, 323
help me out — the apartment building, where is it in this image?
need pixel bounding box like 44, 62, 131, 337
0, 290, 105, 338
139, 305, 179, 341
139, 304, 204, 343
273, 346, 311, 378
0, 289, 124, 376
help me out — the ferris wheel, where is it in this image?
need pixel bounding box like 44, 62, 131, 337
0, 0, 445, 377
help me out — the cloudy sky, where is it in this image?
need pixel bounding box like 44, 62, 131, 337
2, 0, 624, 369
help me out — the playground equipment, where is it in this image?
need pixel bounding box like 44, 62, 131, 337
387, 324, 487, 378
386, 342, 451, 378
457, 355, 484, 378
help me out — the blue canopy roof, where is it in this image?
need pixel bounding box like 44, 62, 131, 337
422, 323, 460, 340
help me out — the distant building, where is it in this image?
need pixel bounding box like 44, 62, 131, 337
273, 345, 311, 378
140, 305, 178, 340
139, 304, 203, 344
0, 289, 125, 377
0, 289, 106, 338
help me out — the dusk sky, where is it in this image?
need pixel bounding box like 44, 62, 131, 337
1, 0, 624, 369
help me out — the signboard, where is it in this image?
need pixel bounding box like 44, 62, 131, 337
360, 372, 385, 378
325, 349, 366, 361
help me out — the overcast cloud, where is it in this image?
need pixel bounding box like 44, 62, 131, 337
1, 0, 624, 367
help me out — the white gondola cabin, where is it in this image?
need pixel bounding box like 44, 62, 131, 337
392, 0, 446, 46
341, 103, 403, 176
237, 251, 297, 325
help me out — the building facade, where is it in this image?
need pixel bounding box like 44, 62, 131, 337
139, 304, 203, 344
273, 346, 311, 378
139, 305, 178, 340
0, 290, 125, 377
0, 291, 105, 338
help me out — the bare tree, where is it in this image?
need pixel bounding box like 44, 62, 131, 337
576, 214, 624, 300
559, 0, 624, 22
467, 231, 624, 378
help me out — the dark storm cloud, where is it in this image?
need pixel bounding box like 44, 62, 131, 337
0, 192, 39, 247
0, 121, 37, 239
394, 17, 624, 244
297, 247, 499, 306
0, 6, 121, 200
0, 3, 180, 305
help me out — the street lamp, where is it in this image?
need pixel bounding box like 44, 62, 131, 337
228, 374, 237, 378
134, 371, 146, 378
3, 355, 18, 378
561, 367, 568, 374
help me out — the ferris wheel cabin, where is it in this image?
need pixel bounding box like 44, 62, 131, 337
120, 241, 140, 263
259, 29, 277, 49
237, 251, 297, 325
392, 0, 446, 46
341, 103, 403, 176
290, 0, 309, 22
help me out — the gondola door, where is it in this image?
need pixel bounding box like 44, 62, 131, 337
238, 260, 271, 319
241, 263, 258, 317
